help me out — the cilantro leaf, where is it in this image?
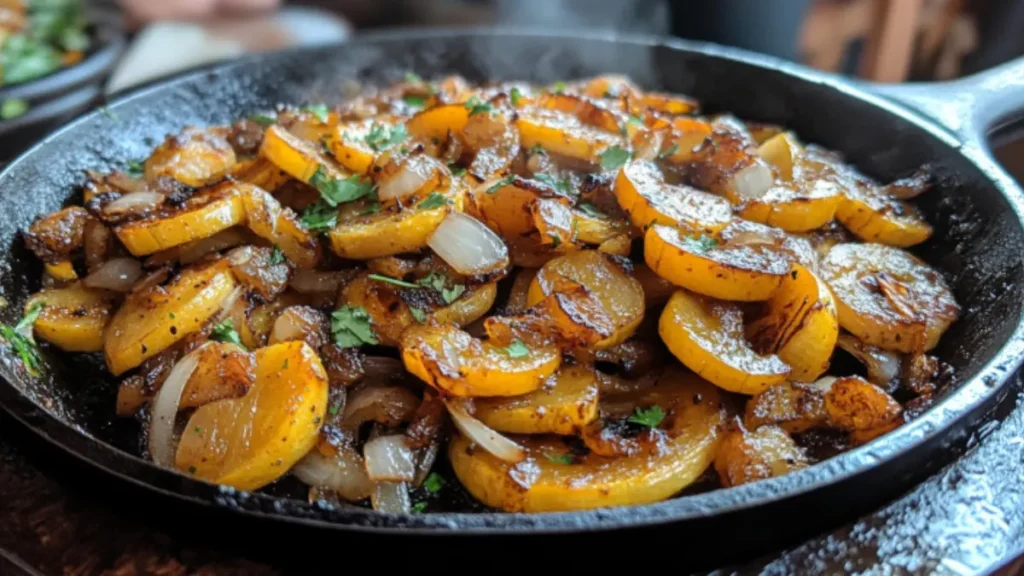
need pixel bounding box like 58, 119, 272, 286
365, 123, 408, 152
1, 98, 28, 120
464, 96, 492, 117
530, 144, 546, 156
417, 192, 447, 210
309, 166, 375, 206
534, 173, 571, 196
577, 201, 606, 219
544, 453, 574, 465
448, 164, 467, 177
300, 200, 338, 231
403, 95, 426, 108
269, 245, 287, 264
552, 81, 567, 93
599, 145, 632, 171
125, 159, 145, 177
504, 339, 529, 358
423, 472, 445, 493
487, 174, 516, 194
409, 306, 428, 323
683, 234, 718, 253
657, 143, 679, 159
0, 302, 45, 377
548, 233, 561, 248
249, 113, 277, 126
404, 71, 423, 84
417, 271, 465, 304
509, 87, 522, 106
302, 103, 330, 123
412, 502, 428, 513
368, 273, 420, 289
210, 319, 246, 349
332, 305, 378, 348
628, 405, 665, 428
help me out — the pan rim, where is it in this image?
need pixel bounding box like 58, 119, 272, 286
1, 26, 1023, 534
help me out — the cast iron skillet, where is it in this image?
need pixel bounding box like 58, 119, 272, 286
0, 28, 1023, 564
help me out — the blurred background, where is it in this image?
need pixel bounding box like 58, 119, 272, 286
0, 0, 1022, 164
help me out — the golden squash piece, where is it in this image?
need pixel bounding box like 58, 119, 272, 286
746, 264, 839, 382
406, 104, 470, 147
536, 92, 624, 134
820, 375, 902, 431
632, 92, 699, 116
527, 250, 645, 348
260, 124, 346, 184
572, 208, 630, 246
401, 322, 561, 397
473, 364, 600, 435
580, 75, 641, 101
175, 341, 328, 491
471, 176, 572, 239
532, 198, 575, 247
714, 423, 809, 487
464, 109, 521, 180
835, 183, 933, 247
516, 108, 624, 165
660, 117, 713, 164
144, 126, 236, 187
180, 341, 255, 409
104, 260, 237, 375
597, 233, 632, 256
744, 381, 828, 433
614, 160, 732, 234
737, 180, 841, 233
230, 157, 290, 192
505, 268, 539, 316
241, 185, 322, 268
644, 224, 791, 302
326, 118, 388, 174
43, 260, 77, 282
820, 243, 958, 353
448, 370, 725, 512
689, 129, 776, 203
115, 182, 246, 257
433, 282, 498, 327
659, 290, 790, 394
26, 283, 117, 352
755, 132, 802, 181
634, 263, 676, 309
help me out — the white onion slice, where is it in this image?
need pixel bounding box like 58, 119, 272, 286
444, 398, 525, 463
102, 191, 165, 217
215, 285, 245, 323
179, 229, 249, 264
289, 269, 348, 294
377, 155, 438, 202
82, 258, 143, 292
148, 344, 207, 467
836, 334, 902, 387
732, 162, 774, 199
428, 212, 509, 275
293, 447, 374, 502
371, 481, 411, 513
363, 435, 416, 482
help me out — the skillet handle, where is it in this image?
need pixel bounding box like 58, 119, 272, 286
864, 56, 1024, 147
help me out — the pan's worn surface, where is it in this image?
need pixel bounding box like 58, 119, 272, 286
0, 29, 1022, 563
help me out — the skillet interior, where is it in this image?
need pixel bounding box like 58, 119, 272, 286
0, 29, 1022, 543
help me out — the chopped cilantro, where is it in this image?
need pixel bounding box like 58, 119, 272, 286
548, 233, 561, 248
628, 115, 643, 125
417, 192, 447, 210
412, 502, 428, 513
599, 145, 632, 171
210, 319, 246, 349
534, 172, 571, 195
658, 143, 679, 159
358, 202, 381, 216
328, 402, 341, 416
577, 202, 606, 219
423, 472, 445, 493
404, 71, 423, 84
125, 159, 145, 176
529, 144, 546, 156
403, 95, 426, 108
300, 200, 338, 231
628, 405, 665, 428
544, 453, 573, 465
418, 271, 465, 304
1, 98, 28, 120
249, 113, 277, 126
409, 306, 428, 323
302, 103, 330, 123
270, 245, 287, 265
309, 166, 375, 206
464, 96, 492, 117
509, 87, 522, 106
365, 123, 408, 152
552, 81, 567, 93
194, 426, 202, 435
448, 164, 467, 177
0, 302, 45, 377
487, 174, 516, 194
169, 313, 175, 319
683, 234, 718, 253
368, 273, 420, 289
188, 466, 197, 474
504, 339, 529, 358
331, 305, 378, 348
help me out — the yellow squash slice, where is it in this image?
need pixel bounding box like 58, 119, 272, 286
473, 364, 599, 435
614, 160, 732, 234
27, 283, 117, 352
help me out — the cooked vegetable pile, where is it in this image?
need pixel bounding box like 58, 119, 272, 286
6, 73, 959, 514
0, 0, 89, 88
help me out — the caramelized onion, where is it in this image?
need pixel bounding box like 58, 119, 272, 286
148, 344, 206, 467
289, 269, 350, 294
293, 447, 374, 502
444, 398, 525, 463
836, 334, 901, 388
428, 212, 509, 275
102, 191, 165, 217
179, 229, 250, 264
83, 258, 143, 292
362, 356, 405, 380
363, 435, 417, 482
342, 386, 420, 429
378, 155, 438, 202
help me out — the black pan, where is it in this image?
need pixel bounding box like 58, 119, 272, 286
0, 29, 1022, 568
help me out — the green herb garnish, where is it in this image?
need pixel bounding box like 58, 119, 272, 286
544, 453, 574, 465
487, 174, 516, 194
211, 319, 246, 349
403, 95, 427, 108
577, 202, 606, 219
423, 472, 445, 493
300, 200, 338, 231
504, 339, 529, 358
599, 145, 632, 171
464, 96, 492, 117
270, 245, 287, 265
552, 81, 567, 93
410, 307, 428, 324
404, 71, 423, 84
628, 405, 665, 429
0, 302, 45, 376
412, 502, 428, 513
418, 271, 465, 304
368, 273, 420, 289
417, 192, 448, 210
331, 305, 378, 348
534, 173, 572, 196
0, 98, 28, 120
657, 143, 679, 159
309, 166, 375, 206
548, 233, 562, 248
249, 113, 277, 126
125, 159, 145, 177
365, 123, 408, 152
448, 164, 467, 177
358, 202, 381, 216
683, 234, 718, 253
509, 87, 522, 106
302, 103, 330, 123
